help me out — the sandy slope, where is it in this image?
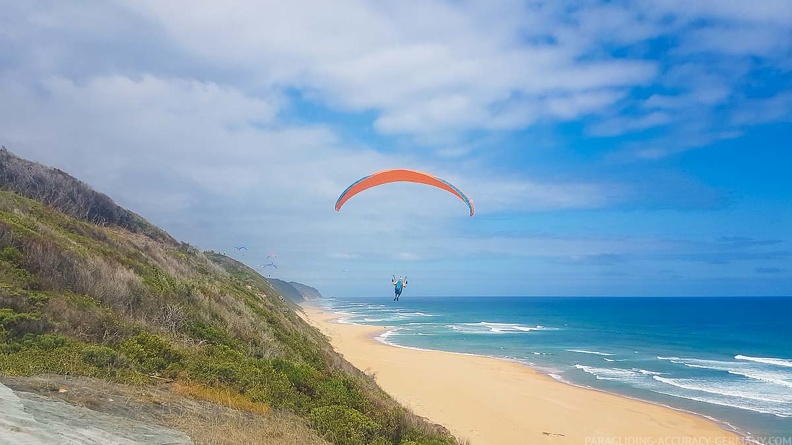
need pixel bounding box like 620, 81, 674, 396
299, 304, 743, 445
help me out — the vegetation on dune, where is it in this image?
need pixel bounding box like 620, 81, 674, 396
0, 149, 458, 445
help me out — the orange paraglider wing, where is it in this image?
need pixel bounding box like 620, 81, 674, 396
335, 169, 474, 216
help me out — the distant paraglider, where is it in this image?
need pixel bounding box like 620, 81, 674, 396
263, 263, 277, 270
235, 246, 248, 251
266, 253, 277, 259
335, 169, 474, 216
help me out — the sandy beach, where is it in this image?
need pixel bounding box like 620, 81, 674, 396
299, 303, 743, 445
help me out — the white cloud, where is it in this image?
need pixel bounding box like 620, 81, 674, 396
2, 0, 791, 295
680, 26, 791, 57
6, 0, 788, 150
107, 0, 658, 137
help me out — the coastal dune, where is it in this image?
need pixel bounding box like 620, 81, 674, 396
300, 304, 741, 445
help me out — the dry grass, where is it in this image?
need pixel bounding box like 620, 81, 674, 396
171, 380, 270, 416
170, 409, 330, 445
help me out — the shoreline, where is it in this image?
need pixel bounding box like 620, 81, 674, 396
375, 333, 747, 438
375, 328, 746, 438
299, 302, 744, 445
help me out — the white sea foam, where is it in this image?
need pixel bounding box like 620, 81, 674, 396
375, 328, 403, 344
575, 362, 792, 417
567, 349, 614, 356
735, 355, 792, 368
652, 376, 792, 417
654, 390, 791, 418
726, 369, 792, 389
336, 316, 356, 324
479, 322, 547, 332
656, 356, 792, 389
548, 373, 566, 382
652, 376, 790, 404
392, 311, 436, 319
347, 310, 437, 324
448, 322, 550, 334
574, 364, 645, 382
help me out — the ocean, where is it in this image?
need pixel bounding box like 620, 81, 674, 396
320, 296, 792, 440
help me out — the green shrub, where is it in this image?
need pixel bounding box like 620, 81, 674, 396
119, 332, 182, 374
25, 291, 50, 307
316, 376, 365, 410
0, 246, 22, 262
0, 308, 51, 338
0, 259, 37, 290
0, 308, 35, 326
81, 345, 124, 367
254, 368, 312, 413
185, 349, 310, 412
272, 358, 321, 396
0, 338, 85, 376
309, 404, 381, 445
21, 333, 67, 350
187, 358, 248, 387
205, 344, 245, 361
186, 320, 236, 347
186, 345, 263, 388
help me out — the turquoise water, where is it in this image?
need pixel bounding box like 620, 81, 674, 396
321, 296, 792, 440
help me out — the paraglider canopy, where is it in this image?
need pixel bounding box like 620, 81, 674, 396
335, 169, 474, 216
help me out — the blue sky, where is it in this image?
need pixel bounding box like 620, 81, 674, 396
1, 0, 791, 296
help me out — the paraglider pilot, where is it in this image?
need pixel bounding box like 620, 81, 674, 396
392, 275, 407, 301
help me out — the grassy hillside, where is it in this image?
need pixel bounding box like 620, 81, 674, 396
0, 149, 458, 445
